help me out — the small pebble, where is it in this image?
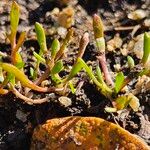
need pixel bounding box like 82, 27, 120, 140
58, 96, 72, 107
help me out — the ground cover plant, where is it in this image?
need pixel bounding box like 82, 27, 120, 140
0, 0, 149, 149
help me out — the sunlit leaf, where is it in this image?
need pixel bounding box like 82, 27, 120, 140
30, 67, 34, 78
51, 39, 60, 59
10, 1, 20, 40
114, 72, 125, 94
35, 22, 47, 54
51, 74, 62, 84
0, 62, 48, 92
51, 60, 64, 74
33, 52, 46, 63
96, 65, 104, 83
16, 61, 25, 69
142, 32, 150, 64
65, 59, 83, 82
127, 56, 135, 69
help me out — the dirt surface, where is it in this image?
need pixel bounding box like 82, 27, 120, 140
0, 0, 150, 149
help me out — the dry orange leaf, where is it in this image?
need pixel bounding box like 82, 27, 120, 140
31, 117, 149, 150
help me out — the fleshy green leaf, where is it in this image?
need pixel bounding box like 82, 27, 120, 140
51, 60, 64, 74
30, 67, 34, 78
96, 65, 104, 83
16, 61, 25, 69
114, 72, 125, 94
65, 59, 83, 82
35, 22, 47, 54
142, 32, 150, 64
0, 62, 47, 92
51, 74, 62, 84
51, 39, 60, 59
33, 52, 46, 63
127, 56, 135, 69
10, 1, 20, 39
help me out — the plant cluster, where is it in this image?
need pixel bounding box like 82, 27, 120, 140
0, 2, 150, 112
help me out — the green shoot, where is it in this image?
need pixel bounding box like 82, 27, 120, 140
9, 1, 20, 49
114, 72, 125, 94
51, 60, 64, 74
35, 22, 47, 54
142, 32, 150, 65
69, 81, 76, 94
93, 14, 113, 86
51, 39, 60, 59
127, 56, 135, 69
0, 62, 50, 92
33, 52, 46, 64
96, 65, 104, 84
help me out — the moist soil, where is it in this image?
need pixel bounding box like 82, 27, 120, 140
0, 0, 150, 149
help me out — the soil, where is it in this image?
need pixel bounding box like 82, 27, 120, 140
0, 0, 150, 149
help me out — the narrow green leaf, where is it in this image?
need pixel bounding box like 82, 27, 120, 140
96, 65, 104, 83
66, 59, 83, 82
114, 72, 125, 94
0, 62, 47, 92
10, 1, 20, 37
16, 61, 25, 69
33, 52, 46, 63
7, 73, 15, 86
35, 22, 47, 54
51, 39, 60, 59
51, 74, 62, 84
127, 56, 135, 69
78, 58, 112, 97
69, 81, 76, 94
30, 67, 34, 78
142, 32, 150, 64
15, 52, 24, 67
51, 60, 64, 74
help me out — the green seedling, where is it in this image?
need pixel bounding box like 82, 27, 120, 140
127, 56, 135, 69
35, 22, 47, 54
142, 32, 150, 65
93, 14, 113, 86
114, 72, 125, 94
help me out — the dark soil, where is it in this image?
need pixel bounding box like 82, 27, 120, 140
0, 0, 150, 149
